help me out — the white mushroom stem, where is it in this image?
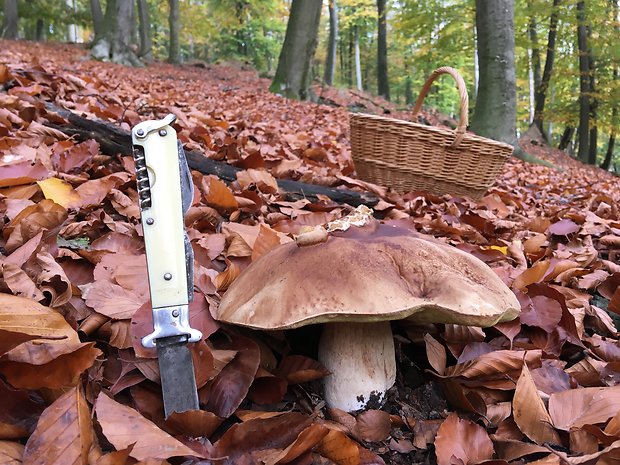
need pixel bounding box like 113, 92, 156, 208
318, 321, 396, 412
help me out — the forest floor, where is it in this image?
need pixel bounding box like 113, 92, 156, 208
1, 40, 620, 465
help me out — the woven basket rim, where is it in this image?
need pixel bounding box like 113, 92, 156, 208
350, 112, 514, 152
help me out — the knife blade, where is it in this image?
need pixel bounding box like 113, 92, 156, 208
131, 114, 202, 418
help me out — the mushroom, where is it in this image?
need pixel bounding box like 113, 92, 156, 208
216, 221, 519, 412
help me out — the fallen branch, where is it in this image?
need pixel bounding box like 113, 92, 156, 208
43, 102, 379, 207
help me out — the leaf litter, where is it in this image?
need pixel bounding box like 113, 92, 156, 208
0, 40, 620, 464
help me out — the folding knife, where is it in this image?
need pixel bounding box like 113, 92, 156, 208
131, 114, 202, 417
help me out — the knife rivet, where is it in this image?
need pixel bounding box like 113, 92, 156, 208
136, 128, 145, 136
172, 309, 180, 317
146, 218, 154, 225
159, 129, 167, 137
164, 273, 172, 280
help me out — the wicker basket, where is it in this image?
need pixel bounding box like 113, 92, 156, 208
350, 67, 513, 199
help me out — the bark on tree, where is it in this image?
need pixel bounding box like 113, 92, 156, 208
354, 26, 362, 91
137, 0, 152, 61
269, 0, 322, 100
90, 0, 104, 42
168, 0, 181, 64
377, 0, 390, 100
602, 0, 618, 171
588, 54, 598, 165
533, 0, 561, 137
109, 0, 141, 66
576, 0, 591, 163
35, 18, 45, 41
558, 126, 575, 151
470, 0, 518, 146
2, 0, 18, 39
324, 0, 338, 85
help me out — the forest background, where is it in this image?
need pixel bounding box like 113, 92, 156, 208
1, 0, 618, 171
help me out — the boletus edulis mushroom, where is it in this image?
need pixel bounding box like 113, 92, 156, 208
216, 216, 519, 412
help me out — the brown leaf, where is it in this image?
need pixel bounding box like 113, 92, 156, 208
237, 169, 278, 194
0, 342, 101, 389
204, 177, 238, 210
0, 379, 45, 439
0, 294, 78, 342
164, 410, 223, 439
276, 355, 330, 384
95, 393, 200, 461
444, 350, 542, 379
0, 440, 24, 465
548, 385, 620, 431
434, 412, 494, 465
0, 160, 50, 189
0, 330, 40, 356
72, 173, 130, 208
513, 362, 561, 445
549, 219, 580, 236
4, 199, 67, 253
252, 224, 287, 262
252, 424, 329, 465
201, 332, 260, 418
211, 412, 312, 463
316, 429, 360, 465
424, 333, 446, 375
82, 281, 146, 320
95, 446, 134, 465
354, 410, 391, 442
23, 387, 94, 465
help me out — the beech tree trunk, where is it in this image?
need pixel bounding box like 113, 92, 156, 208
168, 0, 180, 64
377, 0, 389, 100
533, 0, 561, 137
470, 0, 517, 146
354, 26, 362, 91
602, 0, 618, 171
527, 2, 540, 125
588, 55, 598, 165
137, 0, 152, 61
269, 0, 322, 100
324, 0, 338, 85
558, 126, 575, 151
2, 0, 18, 39
576, 0, 591, 163
90, 0, 104, 42
110, 0, 141, 66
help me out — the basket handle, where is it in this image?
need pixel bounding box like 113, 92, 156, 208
410, 66, 469, 148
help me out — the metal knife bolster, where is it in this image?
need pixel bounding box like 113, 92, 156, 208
131, 115, 202, 348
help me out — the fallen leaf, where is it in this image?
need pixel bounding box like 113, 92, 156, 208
0, 440, 24, 464
354, 410, 391, 442
22, 387, 94, 465
434, 412, 494, 465
201, 332, 260, 418
36, 177, 80, 208
512, 362, 561, 445
548, 385, 620, 431
424, 333, 446, 375
95, 393, 200, 461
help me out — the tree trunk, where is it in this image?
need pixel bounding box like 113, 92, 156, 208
533, 0, 561, 137
601, 126, 615, 171
35, 18, 45, 41
137, 0, 152, 61
354, 26, 362, 91
324, 0, 338, 85
405, 76, 413, 105
269, 0, 322, 100
470, 0, 517, 146
2, 0, 18, 39
588, 54, 598, 165
576, 0, 591, 163
90, 0, 104, 42
558, 126, 574, 151
377, 0, 389, 100
168, 0, 181, 64
110, 0, 141, 66
527, 3, 541, 125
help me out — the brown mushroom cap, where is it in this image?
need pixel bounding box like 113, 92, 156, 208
217, 223, 520, 330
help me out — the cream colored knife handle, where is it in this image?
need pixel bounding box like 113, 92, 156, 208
132, 115, 201, 347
